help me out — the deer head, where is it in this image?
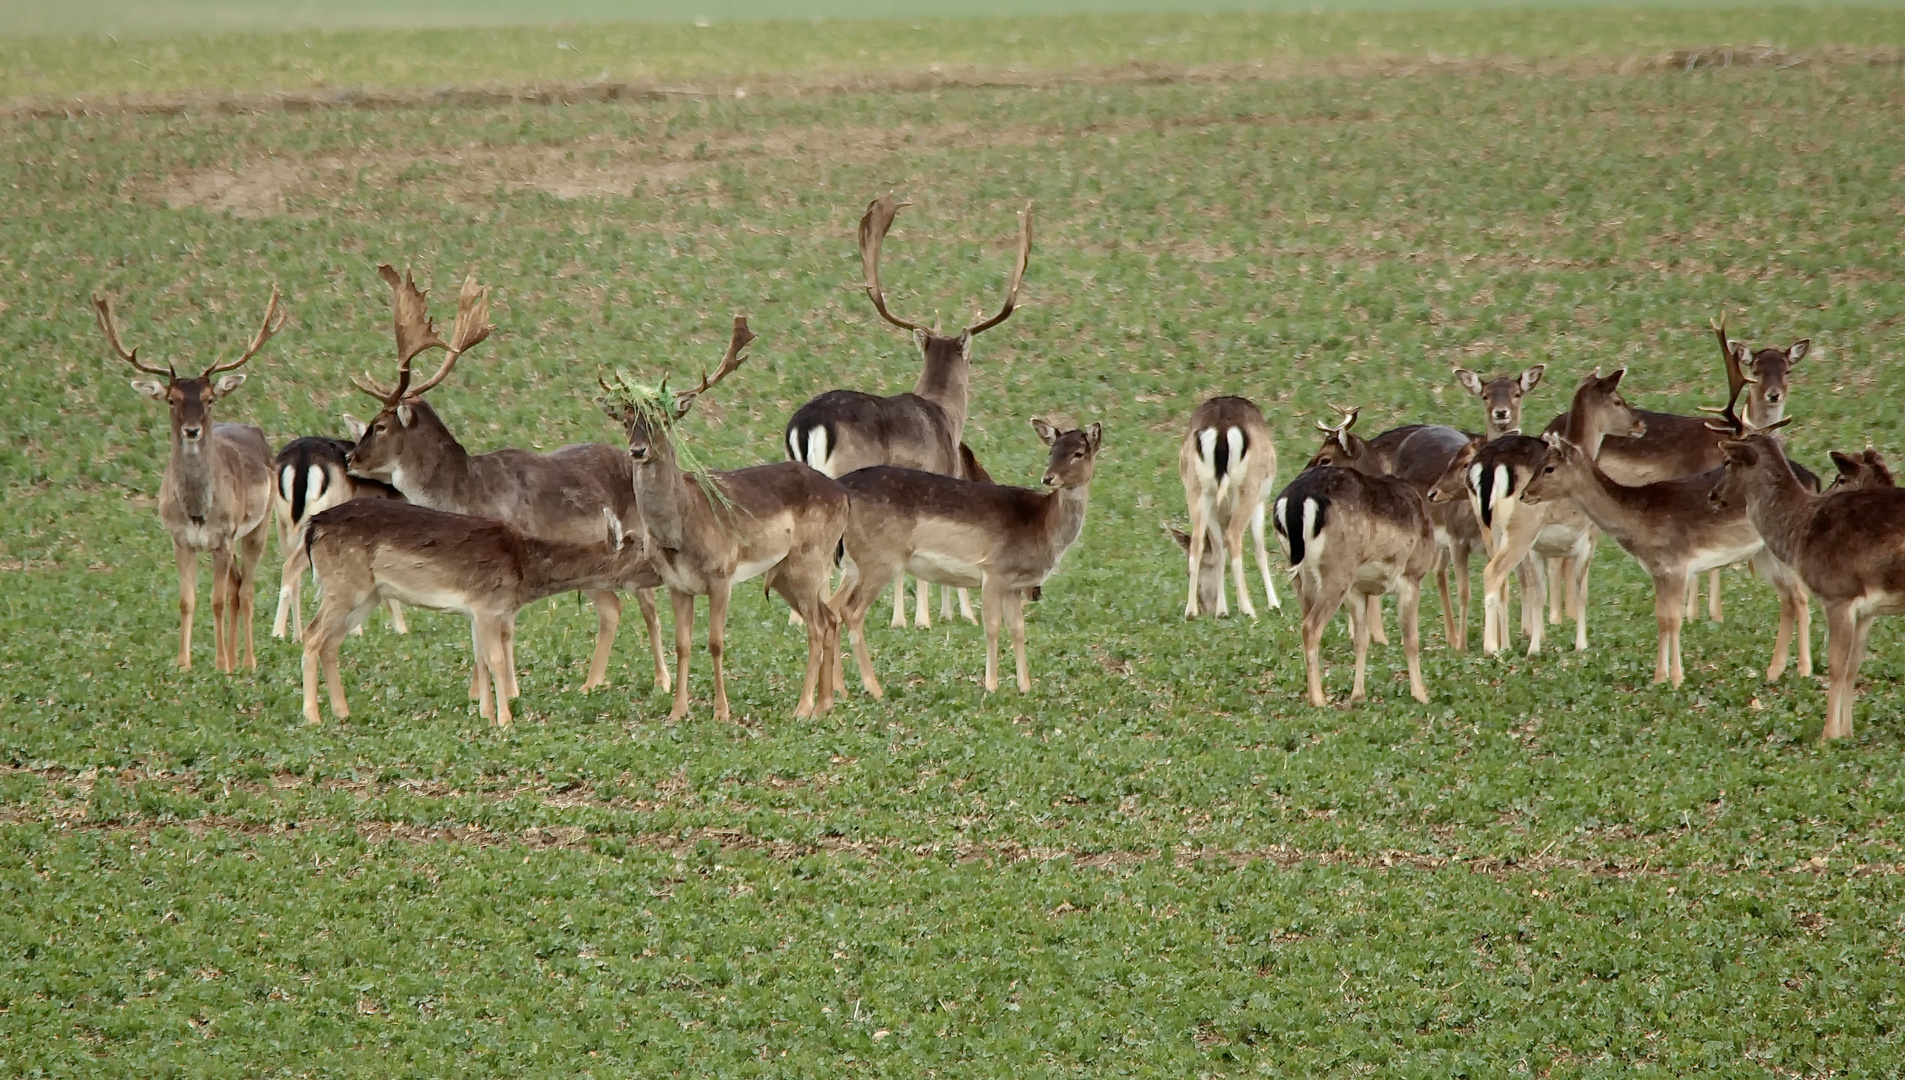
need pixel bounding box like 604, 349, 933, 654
346, 266, 493, 479
1425, 434, 1487, 504
1032, 417, 1103, 490
1521, 433, 1591, 506
1828, 448, 1895, 493
96, 287, 285, 451
602, 317, 755, 466
859, 194, 1032, 373
1711, 315, 1809, 427
1304, 407, 1366, 470
1453, 365, 1544, 436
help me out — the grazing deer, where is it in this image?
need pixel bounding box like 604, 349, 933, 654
269, 435, 407, 641
1475, 370, 1648, 655
1307, 410, 1473, 647
833, 419, 1102, 697
96, 288, 282, 673
603, 317, 848, 723
784, 194, 1031, 629
1711, 432, 1905, 739
344, 265, 668, 694
300, 501, 645, 727
1178, 396, 1281, 619
1273, 464, 1435, 707
1454, 365, 1545, 441
1520, 378, 1812, 687
1168, 524, 1224, 617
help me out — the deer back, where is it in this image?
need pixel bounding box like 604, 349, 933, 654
1273, 466, 1432, 574
784, 389, 960, 478
1181, 396, 1276, 503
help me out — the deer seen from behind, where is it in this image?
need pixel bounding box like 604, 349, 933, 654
1178, 396, 1280, 619
96, 287, 284, 673
784, 194, 1031, 629
604, 317, 848, 723
270, 435, 407, 641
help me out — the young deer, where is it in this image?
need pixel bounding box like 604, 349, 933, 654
1711, 432, 1905, 739
1454, 365, 1545, 440
604, 318, 848, 723
1178, 396, 1281, 619
300, 501, 645, 727
345, 265, 669, 694
784, 194, 1031, 629
1826, 448, 1893, 493
1273, 464, 1435, 707
833, 419, 1102, 697
1476, 370, 1648, 655
96, 288, 283, 673
269, 435, 407, 641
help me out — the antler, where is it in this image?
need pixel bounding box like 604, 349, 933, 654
405, 273, 492, 398
1698, 315, 1755, 433
351, 267, 489, 405
92, 294, 173, 377
203, 286, 286, 378
673, 316, 755, 416
964, 202, 1033, 337
858, 194, 926, 334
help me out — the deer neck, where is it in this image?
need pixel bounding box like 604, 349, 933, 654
629, 434, 699, 553
911, 336, 971, 437
168, 430, 219, 524
1043, 482, 1093, 558
1737, 454, 1814, 564
393, 415, 476, 510
1560, 402, 1615, 459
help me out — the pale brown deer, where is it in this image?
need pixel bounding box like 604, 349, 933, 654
1273, 462, 1435, 707
1178, 396, 1281, 619
270, 435, 407, 641
299, 500, 645, 727
96, 288, 283, 673
603, 317, 848, 723
1710, 432, 1905, 739
344, 265, 669, 695
833, 419, 1101, 697
784, 194, 1031, 629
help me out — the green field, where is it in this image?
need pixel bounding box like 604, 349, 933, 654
5, 8, 1905, 1075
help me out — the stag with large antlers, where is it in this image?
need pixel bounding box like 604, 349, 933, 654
97, 287, 283, 672
345, 265, 669, 697
783, 194, 1032, 629
604, 318, 848, 723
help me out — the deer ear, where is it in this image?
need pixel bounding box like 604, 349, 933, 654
1830, 450, 1859, 475
1520, 365, 1545, 393
1167, 526, 1191, 552
1084, 422, 1103, 451
1602, 368, 1626, 389
1788, 339, 1810, 363
213, 372, 247, 396
342, 413, 367, 440
1729, 341, 1750, 364
1720, 440, 1759, 467
1454, 369, 1483, 396
130, 378, 166, 400
396, 403, 415, 427
1031, 417, 1058, 446
672, 389, 701, 420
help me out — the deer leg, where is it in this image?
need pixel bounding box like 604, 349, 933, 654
913, 574, 931, 629
1546, 556, 1564, 625
471, 621, 494, 722
486, 620, 516, 729
1224, 512, 1257, 619
669, 589, 696, 722
172, 541, 198, 670
707, 580, 733, 723
780, 569, 835, 719
1756, 552, 1796, 683
1454, 543, 1472, 652
319, 621, 349, 721
1522, 558, 1547, 655
1796, 581, 1813, 678
386, 599, 408, 635
1652, 572, 1687, 686
273, 537, 305, 641
890, 576, 907, 628
580, 588, 622, 692
1434, 557, 1455, 651
1683, 576, 1698, 621
1367, 593, 1389, 646
845, 588, 883, 700
1008, 589, 1031, 693
1186, 501, 1213, 619
1348, 591, 1373, 704
941, 584, 954, 622
501, 616, 521, 700
631, 587, 668, 692
1299, 573, 1350, 708
1570, 550, 1591, 652
981, 576, 1006, 693
1838, 613, 1880, 741
1398, 579, 1428, 703
1250, 502, 1281, 610
237, 524, 267, 671
209, 545, 235, 674
1708, 569, 1724, 623
1822, 603, 1856, 741
959, 588, 979, 624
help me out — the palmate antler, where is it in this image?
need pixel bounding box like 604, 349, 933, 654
351, 265, 492, 405
856, 194, 1034, 339
1699, 315, 1765, 435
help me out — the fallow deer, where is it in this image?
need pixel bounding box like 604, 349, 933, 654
1827, 448, 1893, 493
833, 418, 1102, 698
269, 435, 407, 641
1475, 369, 1648, 656
96, 288, 282, 673
1710, 432, 1905, 739
1520, 389, 1812, 688
1168, 524, 1224, 617
784, 194, 1031, 629
1272, 463, 1435, 707
344, 265, 669, 694
299, 501, 646, 727
1178, 396, 1281, 619
1454, 365, 1545, 441
603, 317, 848, 723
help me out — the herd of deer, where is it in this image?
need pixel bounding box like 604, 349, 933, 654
97, 196, 1903, 743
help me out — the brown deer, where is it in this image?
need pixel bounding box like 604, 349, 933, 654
299, 501, 645, 727
1826, 448, 1893, 493
1178, 396, 1281, 619
269, 435, 407, 641
603, 317, 848, 723
1273, 462, 1435, 707
1710, 432, 1905, 739
1454, 365, 1545, 441
833, 419, 1101, 698
344, 265, 668, 695
96, 288, 283, 673
784, 194, 1031, 629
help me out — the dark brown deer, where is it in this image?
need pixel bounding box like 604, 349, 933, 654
604, 317, 848, 723
1178, 396, 1280, 619
96, 288, 283, 673
270, 435, 407, 641
1454, 365, 1545, 441
1827, 448, 1893, 493
784, 194, 1031, 629
299, 501, 646, 727
833, 419, 1101, 697
344, 265, 668, 695
1710, 432, 1905, 740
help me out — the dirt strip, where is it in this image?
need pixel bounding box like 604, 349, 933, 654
7, 46, 1901, 121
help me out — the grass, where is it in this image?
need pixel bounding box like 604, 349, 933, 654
4, 8, 1905, 1075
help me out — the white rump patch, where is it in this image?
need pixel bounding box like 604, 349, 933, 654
801, 427, 832, 474
279, 464, 297, 501
1195, 428, 1219, 485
